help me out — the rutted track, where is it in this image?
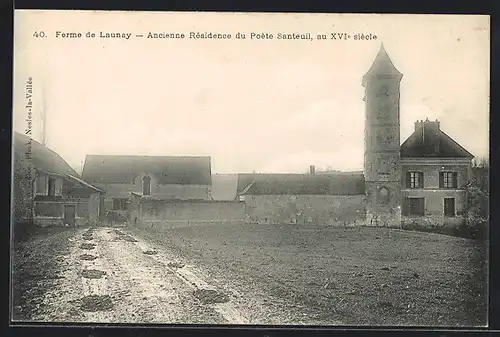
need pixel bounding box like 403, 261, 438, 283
29, 226, 251, 324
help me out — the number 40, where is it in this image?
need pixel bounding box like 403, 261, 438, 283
33, 31, 46, 38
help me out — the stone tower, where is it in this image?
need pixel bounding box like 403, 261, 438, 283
362, 44, 403, 227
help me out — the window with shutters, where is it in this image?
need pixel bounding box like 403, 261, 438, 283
444, 198, 455, 217
402, 197, 425, 216
439, 171, 458, 189
406, 172, 424, 188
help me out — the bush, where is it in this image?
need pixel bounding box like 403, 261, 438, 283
464, 186, 489, 241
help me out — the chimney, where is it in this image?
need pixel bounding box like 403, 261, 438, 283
423, 118, 441, 155
309, 165, 316, 175
414, 120, 423, 132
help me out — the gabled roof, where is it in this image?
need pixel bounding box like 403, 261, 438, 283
362, 44, 403, 86
211, 174, 238, 201
237, 172, 365, 196
13, 132, 79, 176
400, 123, 474, 158
82, 155, 212, 185
66, 174, 103, 192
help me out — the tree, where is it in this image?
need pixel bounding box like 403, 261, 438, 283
463, 157, 489, 240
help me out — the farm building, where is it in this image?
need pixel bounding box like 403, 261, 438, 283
12, 132, 102, 229
81, 155, 215, 223
237, 169, 366, 225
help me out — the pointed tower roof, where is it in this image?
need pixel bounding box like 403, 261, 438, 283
362, 44, 403, 86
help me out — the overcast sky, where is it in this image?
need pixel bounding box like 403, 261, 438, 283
13, 11, 489, 173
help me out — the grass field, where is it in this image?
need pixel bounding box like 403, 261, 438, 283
130, 223, 488, 326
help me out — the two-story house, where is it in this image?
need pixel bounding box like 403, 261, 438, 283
13, 132, 102, 229
81, 155, 212, 222
399, 119, 474, 227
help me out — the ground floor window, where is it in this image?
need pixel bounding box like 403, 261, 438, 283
402, 197, 425, 216
112, 198, 128, 210
444, 198, 456, 217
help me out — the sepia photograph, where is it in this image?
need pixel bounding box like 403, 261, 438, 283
11, 11, 489, 327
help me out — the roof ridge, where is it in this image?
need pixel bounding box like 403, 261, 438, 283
85, 154, 211, 158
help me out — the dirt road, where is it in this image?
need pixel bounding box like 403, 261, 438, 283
13, 226, 311, 325
12, 224, 486, 326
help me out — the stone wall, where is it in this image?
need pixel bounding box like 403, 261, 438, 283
242, 194, 366, 226
132, 200, 246, 227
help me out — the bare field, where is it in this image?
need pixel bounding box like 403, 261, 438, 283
10, 223, 487, 326
128, 223, 488, 326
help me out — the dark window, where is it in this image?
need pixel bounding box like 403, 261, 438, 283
439, 172, 458, 188
402, 197, 425, 216
48, 177, 56, 196
444, 198, 455, 217
113, 198, 127, 210
142, 175, 151, 196
406, 172, 424, 188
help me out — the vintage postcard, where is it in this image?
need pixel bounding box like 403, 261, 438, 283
11, 10, 489, 326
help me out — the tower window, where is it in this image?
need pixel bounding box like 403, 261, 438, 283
377, 85, 389, 96
439, 172, 458, 189
378, 187, 390, 204
406, 172, 424, 188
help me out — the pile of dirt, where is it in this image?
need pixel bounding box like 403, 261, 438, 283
124, 235, 138, 242
80, 243, 96, 250
113, 235, 138, 242
168, 261, 185, 269
78, 295, 114, 312
112, 230, 137, 242
82, 235, 93, 241
81, 269, 107, 279
193, 289, 230, 304
79, 254, 98, 261
143, 250, 158, 255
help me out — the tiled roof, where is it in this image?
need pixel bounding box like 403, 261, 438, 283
362, 44, 403, 86
13, 132, 79, 176
237, 172, 365, 196
400, 122, 474, 158
82, 154, 212, 185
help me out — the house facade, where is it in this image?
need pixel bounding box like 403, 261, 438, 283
364, 45, 475, 228
13, 132, 102, 228
399, 120, 473, 227
81, 155, 212, 222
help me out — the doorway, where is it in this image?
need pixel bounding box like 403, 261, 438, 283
64, 205, 76, 227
